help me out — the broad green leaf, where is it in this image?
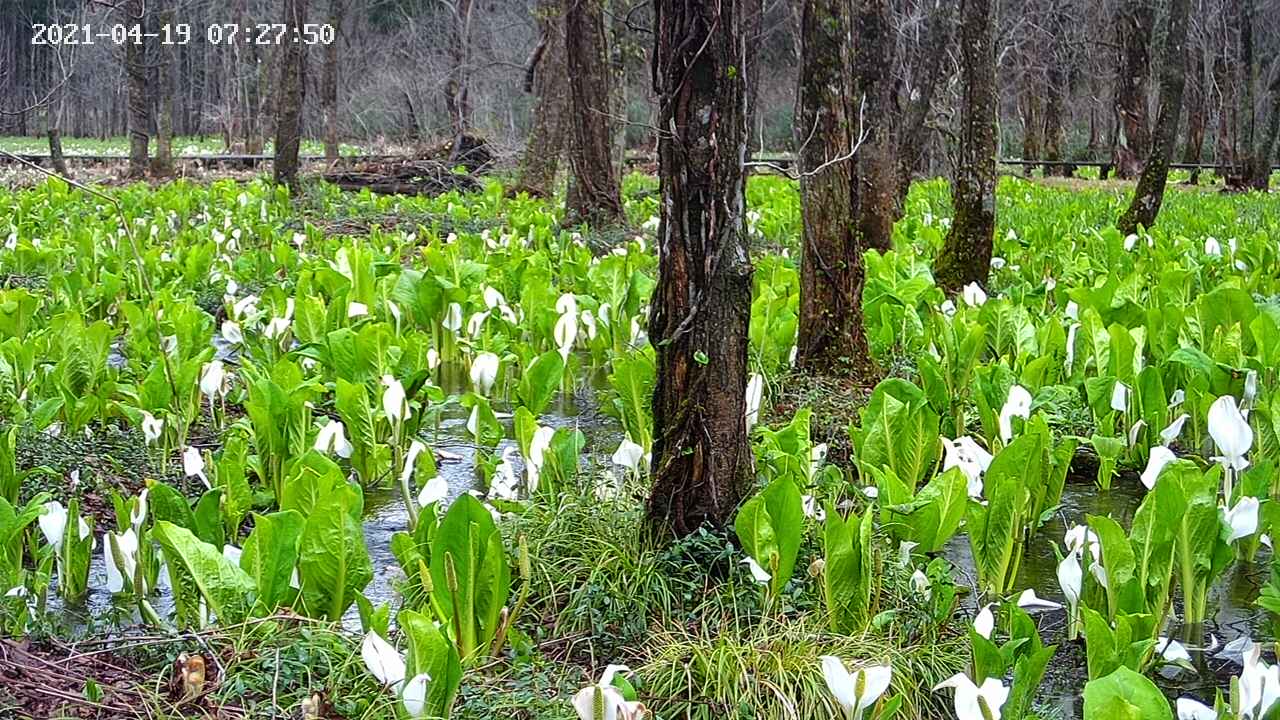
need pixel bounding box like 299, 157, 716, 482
241, 510, 305, 612
152, 521, 255, 624
1082, 666, 1172, 720
298, 482, 372, 620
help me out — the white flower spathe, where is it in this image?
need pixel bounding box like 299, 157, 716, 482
998, 385, 1033, 443
820, 656, 892, 715
1208, 395, 1253, 471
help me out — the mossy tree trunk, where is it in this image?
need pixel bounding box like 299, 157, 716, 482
273, 0, 308, 187
564, 0, 623, 225
794, 0, 873, 375
852, 0, 895, 251
933, 0, 997, 296
646, 0, 753, 538
1112, 0, 1154, 179
1117, 0, 1191, 233
515, 0, 568, 195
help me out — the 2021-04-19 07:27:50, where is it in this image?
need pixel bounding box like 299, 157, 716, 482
29, 22, 336, 46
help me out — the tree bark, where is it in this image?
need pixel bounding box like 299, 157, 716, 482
124, 0, 150, 178
896, 0, 953, 205
152, 4, 176, 176
1021, 91, 1043, 177
564, 0, 623, 225
795, 0, 874, 376
851, 0, 896, 251
933, 0, 997, 295
321, 0, 345, 161
273, 0, 308, 187
444, 0, 475, 141
646, 0, 753, 538
515, 0, 568, 195
1180, 40, 1206, 184
1043, 17, 1070, 178
47, 128, 68, 177
1117, 0, 1190, 233
1213, 50, 1234, 175
1112, 0, 1155, 179
1233, 0, 1261, 189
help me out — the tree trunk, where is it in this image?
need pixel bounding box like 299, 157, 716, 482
851, 0, 895, 251
321, 0, 345, 161
896, 0, 953, 205
933, 0, 997, 295
646, 0, 753, 538
1257, 75, 1280, 188
1043, 34, 1069, 177
47, 128, 68, 177
124, 0, 149, 178
152, 4, 176, 176
795, 0, 874, 376
608, 0, 631, 169
46, 61, 69, 177
515, 0, 568, 195
1117, 0, 1190, 233
1113, 0, 1154, 179
1214, 51, 1234, 175
564, 0, 623, 225
445, 0, 475, 142
1233, 0, 1262, 189
273, 0, 308, 187
1021, 91, 1042, 177
1180, 41, 1206, 184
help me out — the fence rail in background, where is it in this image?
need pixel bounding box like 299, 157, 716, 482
3, 152, 1275, 173
0, 153, 404, 165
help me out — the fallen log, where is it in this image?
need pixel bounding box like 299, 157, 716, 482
321, 159, 482, 196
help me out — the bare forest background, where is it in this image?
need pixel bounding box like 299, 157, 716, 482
3, 0, 1278, 182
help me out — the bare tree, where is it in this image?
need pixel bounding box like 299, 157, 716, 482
564, 0, 623, 224
933, 0, 997, 295
1181, 24, 1208, 183
274, 0, 309, 186
852, 0, 896, 249
794, 0, 874, 375
444, 0, 476, 143
1118, 0, 1192, 232
896, 0, 954, 202
1112, 0, 1155, 178
123, 0, 150, 178
646, 0, 753, 537
322, 0, 346, 161
514, 0, 568, 195
152, 0, 177, 176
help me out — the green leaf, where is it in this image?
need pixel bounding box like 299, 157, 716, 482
1082, 667, 1172, 720
822, 506, 873, 633
152, 521, 255, 624
734, 476, 804, 595
850, 379, 939, 486
400, 609, 464, 716
241, 511, 305, 612
516, 351, 564, 416
430, 494, 511, 660
298, 482, 372, 620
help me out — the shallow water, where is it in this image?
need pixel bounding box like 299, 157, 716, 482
45, 360, 624, 634
943, 470, 1272, 717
